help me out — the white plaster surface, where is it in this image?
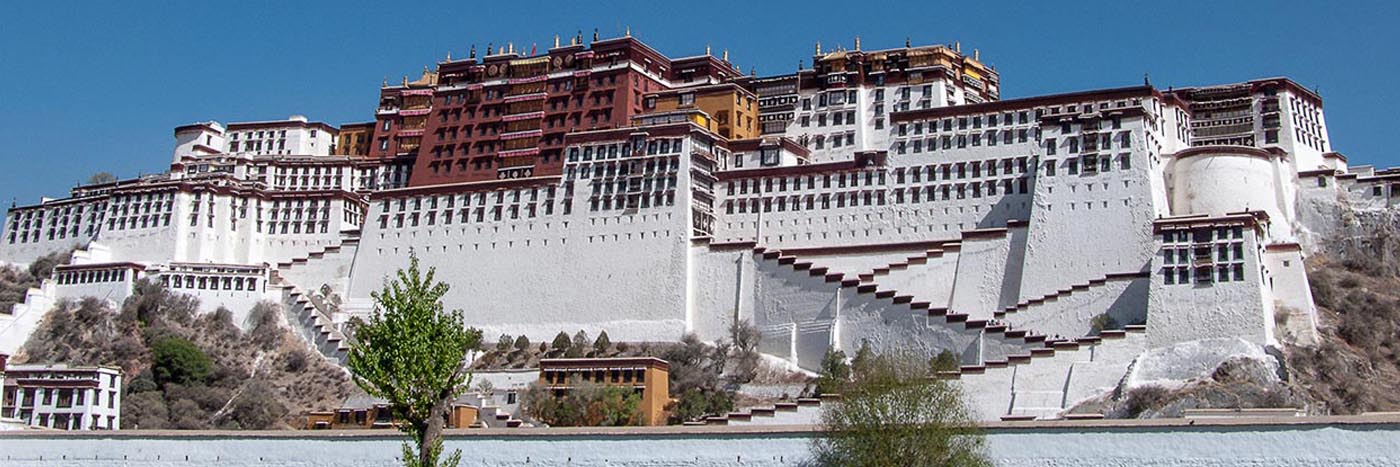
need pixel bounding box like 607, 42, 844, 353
2, 422, 1399, 466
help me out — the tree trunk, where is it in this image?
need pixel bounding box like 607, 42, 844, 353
419, 399, 449, 466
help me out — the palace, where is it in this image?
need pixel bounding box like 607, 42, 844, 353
0, 33, 1372, 420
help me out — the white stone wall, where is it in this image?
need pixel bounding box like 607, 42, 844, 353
6, 420, 1400, 466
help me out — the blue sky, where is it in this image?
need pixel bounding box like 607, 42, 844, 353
2, 0, 1396, 205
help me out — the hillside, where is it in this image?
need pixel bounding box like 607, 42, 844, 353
13, 281, 353, 429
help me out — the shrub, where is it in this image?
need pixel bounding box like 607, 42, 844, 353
150, 336, 213, 386
1123, 385, 1172, 418
1090, 313, 1121, 335
814, 348, 850, 395
811, 350, 990, 467
930, 350, 959, 373
522, 380, 643, 427
667, 387, 733, 424
222, 381, 287, 430
727, 319, 761, 385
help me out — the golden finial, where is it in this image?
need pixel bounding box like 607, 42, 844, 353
854, 36, 861, 51
554, 34, 560, 48
508, 42, 514, 54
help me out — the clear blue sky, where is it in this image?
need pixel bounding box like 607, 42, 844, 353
2, 0, 1396, 206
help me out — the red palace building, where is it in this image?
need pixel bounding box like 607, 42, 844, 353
368, 31, 744, 187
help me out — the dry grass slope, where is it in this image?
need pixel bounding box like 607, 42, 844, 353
14, 281, 353, 429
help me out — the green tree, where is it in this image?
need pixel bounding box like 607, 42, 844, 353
813, 348, 849, 395
567, 330, 589, 358
592, 331, 611, 355
495, 334, 513, 353
150, 336, 212, 386
810, 351, 991, 467
347, 254, 483, 467
551, 332, 572, 352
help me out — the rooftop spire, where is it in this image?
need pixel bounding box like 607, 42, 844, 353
625, 26, 631, 37
487, 42, 493, 55
593, 28, 599, 42
906, 36, 911, 48
470, 44, 476, 59
955, 41, 961, 53
446, 51, 452, 61
554, 34, 560, 48
722, 49, 729, 62
706, 44, 711, 56
815, 41, 821, 55
854, 35, 861, 51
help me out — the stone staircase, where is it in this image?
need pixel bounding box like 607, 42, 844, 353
751, 245, 1151, 421
0, 244, 104, 354
266, 232, 361, 364
993, 272, 1150, 339
700, 395, 836, 426
753, 246, 1051, 366
270, 273, 350, 364
953, 325, 1148, 420
852, 244, 961, 309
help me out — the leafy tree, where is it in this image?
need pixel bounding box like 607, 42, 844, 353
86, 172, 117, 185
930, 350, 959, 373
150, 336, 212, 386
495, 334, 513, 353
592, 331, 611, 355
522, 379, 642, 427
810, 350, 991, 467
513, 335, 531, 352
567, 330, 589, 358
727, 319, 761, 384
850, 340, 876, 380
663, 333, 733, 423
347, 254, 483, 467
813, 348, 850, 395
551, 332, 573, 352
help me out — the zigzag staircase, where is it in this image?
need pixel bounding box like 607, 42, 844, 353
268, 233, 360, 364
0, 244, 102, 355
748, 246, 1149, 421
753, 246, 1050, 361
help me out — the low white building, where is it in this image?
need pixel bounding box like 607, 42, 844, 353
0, 363, 122, 430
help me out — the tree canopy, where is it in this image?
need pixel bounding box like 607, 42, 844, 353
810, 350, 991, 467
347, 254, 483, 467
